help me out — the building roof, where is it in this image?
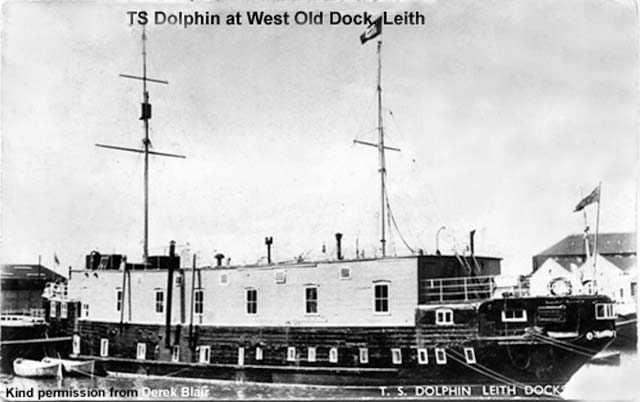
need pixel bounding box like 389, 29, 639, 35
601, 254, 637, 272
1, 264, 65, 282
536, 232, 636, 257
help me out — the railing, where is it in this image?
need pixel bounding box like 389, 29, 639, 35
1, 308, 46, 317
419, 275, 529, 304
419, 275, 497, 303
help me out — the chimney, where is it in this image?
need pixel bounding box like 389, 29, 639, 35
265, 236, 273, 264
215, 253, 224, 267
335, 233, 343, 260
165, 240, 176, 348
470, 230, 476, 256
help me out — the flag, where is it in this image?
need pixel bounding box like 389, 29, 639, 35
54, 253, 60, 265
573, 185, 600, 212
360, 16, 382, 44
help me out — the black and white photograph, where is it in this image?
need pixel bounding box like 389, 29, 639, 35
0, 0, 638, 400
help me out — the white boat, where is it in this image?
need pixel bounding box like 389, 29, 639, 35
13, 358, 61, 378
42, 357, 95, 376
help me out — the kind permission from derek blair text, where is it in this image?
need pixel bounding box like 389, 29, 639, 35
127, 11, 426, 29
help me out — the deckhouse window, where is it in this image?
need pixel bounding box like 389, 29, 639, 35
417, 348, 428, 365
100, 338, 109, 357
595, 303, 616, 320
136, 342, 146, 360
435, 348, 447, 365
274, 270, 287, 284
501, 309, 527, 323
308, 347, 316, 362
464, 347, 476, 364
373, 281, 390, 313
305, 285, 318, 315
155, 289, 164, 314
359, 348, 369, 364
116, 288, 123, 312
219, 273, 229, 286
238, 347, 245, 366
391, 348, 402, 365
246, 288, 258, 315
172, 346, 180, 362
255, 347, 263, 361
435, 308, 454, 325
194, 289, 204, 315
50, 301, 57, 318
198, 345, 210, 363
287, 347, 296, 362
340, 267, 352, 280
82, 303, 89, 318
60, 302, 68, 319
329, 347, 338, 363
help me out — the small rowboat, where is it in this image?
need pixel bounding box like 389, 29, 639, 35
13, 358, 61, 378
42, 357, 95, 376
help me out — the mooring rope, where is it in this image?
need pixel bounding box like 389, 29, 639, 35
447, 350, 528, 391
531, 333, 600, 358
533, 331, 603, 355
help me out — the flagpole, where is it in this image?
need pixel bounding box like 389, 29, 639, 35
377, 39, 387, 257
592, 182, 602, 293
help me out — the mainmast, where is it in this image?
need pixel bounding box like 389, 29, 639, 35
377, 41, 387, 257
355, 21, 400, 257
96, 27, 185, 263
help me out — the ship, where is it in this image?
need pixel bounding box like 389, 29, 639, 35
56, 24, 617, 390
0, 265, 73, 373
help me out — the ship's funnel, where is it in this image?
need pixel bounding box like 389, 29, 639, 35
335, 233, 343, 260
265, 236, 273, 264
215, 253, 225, 267
470, 230, 476, 256
169, 240, 176, 257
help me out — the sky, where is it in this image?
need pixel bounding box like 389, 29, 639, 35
1, 0, 637, 276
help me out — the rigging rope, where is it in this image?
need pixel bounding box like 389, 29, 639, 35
384, 185, 416, 254
531, 332, 601, 358
447, 350, 531, 391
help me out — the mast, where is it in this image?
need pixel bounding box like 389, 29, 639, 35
354, 32, 401, 257
592, 182, 602, 292
377, 40, 387, 257
142, 30, 150, 263
96, 27, 185, 264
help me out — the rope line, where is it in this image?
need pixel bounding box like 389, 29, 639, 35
533, 331, 601, 355
383, 185, 416, 254
532, 333, 601, 358
447, 351, 529, 391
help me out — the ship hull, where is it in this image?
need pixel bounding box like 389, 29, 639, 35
0, 323, 49, 373
613, 313, 637, 349
81, 340, 607, 387
74, 319, 612, 387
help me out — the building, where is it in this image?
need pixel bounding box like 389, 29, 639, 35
1, 264, 66, 314
530, 232, 637, 302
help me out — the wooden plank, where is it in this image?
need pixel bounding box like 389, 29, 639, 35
1, 336, 72, 345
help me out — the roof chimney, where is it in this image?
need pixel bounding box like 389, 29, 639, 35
265, 236, 273, 264
335, 233, 343, 260
470, 230, 476, 256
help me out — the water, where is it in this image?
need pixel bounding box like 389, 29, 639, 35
1, 349, 637, 400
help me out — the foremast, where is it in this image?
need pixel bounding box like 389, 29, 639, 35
96, 27, 185, 264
